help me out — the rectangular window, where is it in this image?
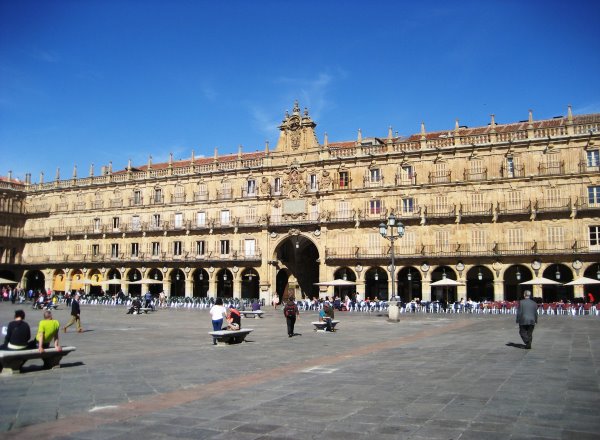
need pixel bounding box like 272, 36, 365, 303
131, 242, 139, 257
111, 243, 119, 258
131, 215, 140, 231
471, 229, 486, 251
339, 171, 349, 188
589, 225, 600, 247
401, 165, 413, 180
471, 193, 484, 210
274, 177, 281, 194
133, 190, 142, 205
310, 174, 318, 190
94, 218, 101, 232
338, 200, 350, 218
435, 230, 449, 247
546, 187, 560, 203
245, 205, 257, 222
506, 191, 522, 209
112, 217, 120, 230
196, 240, 206, 255
370, 168, 381, 182
173, 241, 183, 256
506, 228, 523, 245
220, 210, 230, 225
247, 179, 256, 196
470, 159, 483, 174
196, 211, 206, 227
369, 199, 382, 215
152, 242, 160, 256
368, 232, 381, 254
220, 240, 230, 255
547, 226, 564, 245
154, 188, 162, 203
152, 214, 161, 228
271, 204, 282, 223
92, 244, 99, 256
174, 213, 183, 229
588, 186, 600, 206
401, 198, 414, 214
587, 150, 600, 167
244, 239, 256, 256
506, 157, 515, 177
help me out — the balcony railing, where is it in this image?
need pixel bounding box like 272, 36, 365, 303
395, 174, 417, 186
55, 202, 68, 211
149, 195, 164, 205
194, 191, 209, 202
463, 168, 487, 181
129, 197, 144, 207
425, 205, 455, 218
74, 202, 86, 211
428, 171, 451, 184
171, 194, 186, 203
93, 200, 104, 209
461, 203, 493, 217
579, 161, 600, 174
109, 198, 123, 208
499, 164, 525, 178
324, 239, 592, 260
498, 201, 531, 215
538, 161, 564, 176
364, 179, 383, 189
535, 197, 571, 213
216, 190, 233, 200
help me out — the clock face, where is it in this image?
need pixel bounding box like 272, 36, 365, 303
421, 263, 430, 272
572, 259, 582, 270
531, 260, 541, 270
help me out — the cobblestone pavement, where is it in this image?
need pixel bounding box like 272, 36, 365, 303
0, 303, 599, 440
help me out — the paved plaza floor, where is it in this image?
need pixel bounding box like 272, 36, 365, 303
0, 302, 599, 440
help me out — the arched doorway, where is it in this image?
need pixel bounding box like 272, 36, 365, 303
25, 270, 45, 294
241, 269, 259, 299
504, 265, 532, 301
542, 264, 573, 302
583, 263, 600, 301
397, 266, 422, 302
52, 270, 66, 294
217, 269, 233, 297
466, 266, 494, 302
104, 269, 122, 296
193, 268, 209, 297
332, 267, 357, 300
87, 271, 103, 296
170, 269, 185, 297
273, 235, 320, 301
431, 266, 458, 305
70, 270, 86, 293
365, 267, 388, 300
127, 269, 143, 296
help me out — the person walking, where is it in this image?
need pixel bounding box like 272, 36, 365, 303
283, 297, 299, 337
63, 293, 83, 333
516, 290, 538, 349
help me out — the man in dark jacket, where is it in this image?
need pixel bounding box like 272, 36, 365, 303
63, 293, 83, 333
516, 290, 538, 349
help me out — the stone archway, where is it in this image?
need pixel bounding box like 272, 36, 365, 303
241, 268, 260, 299
273, 234, 320, 301
466, 266, 495, 302
397, 266, 422, 302
542, 264, 573, 302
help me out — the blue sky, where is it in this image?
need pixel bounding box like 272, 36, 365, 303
1, 0, 599, 181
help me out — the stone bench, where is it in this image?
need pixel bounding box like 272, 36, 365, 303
138, 307, 155, 314
209, 329, 253, 345
311, 320, 340, 332
241, 310, 264, 319
0, 346, 76, 375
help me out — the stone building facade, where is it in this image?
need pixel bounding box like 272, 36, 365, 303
1, 102, 599, 303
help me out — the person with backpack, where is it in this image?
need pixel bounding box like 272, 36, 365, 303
283, 297, 299, 337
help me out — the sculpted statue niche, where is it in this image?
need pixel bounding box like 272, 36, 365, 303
259, 177, 271, 196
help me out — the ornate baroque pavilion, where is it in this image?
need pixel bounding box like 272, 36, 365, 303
1, 102, 599, 303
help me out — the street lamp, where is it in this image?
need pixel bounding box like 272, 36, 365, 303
379, 213, 405, 300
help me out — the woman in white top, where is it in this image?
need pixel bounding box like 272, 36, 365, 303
209, 298, 228, 345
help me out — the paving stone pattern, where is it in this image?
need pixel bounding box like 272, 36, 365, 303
0, 303, 599, 439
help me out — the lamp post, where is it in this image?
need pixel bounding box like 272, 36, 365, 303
379, 213, 405, 301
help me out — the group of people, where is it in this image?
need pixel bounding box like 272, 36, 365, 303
1, 309, 61, 352
209, 298, 242, 345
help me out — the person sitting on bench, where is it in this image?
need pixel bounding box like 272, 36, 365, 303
227, 306, 241, 330
35, 310, 62, 353
1, 309, 32, 350
127, 297, 142, 314
319, 304, 334, 332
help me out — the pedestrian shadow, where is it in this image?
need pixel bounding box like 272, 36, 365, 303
291, 333, 302, 337
506, 342, 527, 349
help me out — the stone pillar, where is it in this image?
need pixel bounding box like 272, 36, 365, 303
457, 283, 467, 301
531, 284, 542, 300
185, 278, 192, 297
421, 279, 431, 302
233, 277, 242, 299
209, 275, 217, 298
493, 280, 504, 301
388, 301, 400, 322
574, 285, 585, 299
